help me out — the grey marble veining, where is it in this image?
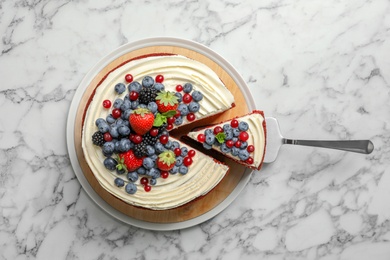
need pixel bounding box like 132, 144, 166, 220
1, 0, 389, 259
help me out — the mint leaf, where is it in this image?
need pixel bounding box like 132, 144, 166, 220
215, 132, 226, 144
153, 113, 167, 127
162, 110, 177, 118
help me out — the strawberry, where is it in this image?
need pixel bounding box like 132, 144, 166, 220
129, 108, 154, 135
118, 150, 143, 172
155, 91, 179, 113
156, 150, 176, 171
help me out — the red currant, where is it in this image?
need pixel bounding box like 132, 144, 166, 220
167, 117, 175, 124
112, 108, 121, 119
125, 74, 133, 83
174, 148, 182, 156
245, 157, 254, 164
159, 135, 168, 144
149, 128, 159, 137
226, 140, 234, 148
213, 126, 223, 135
103, 100, 111, 109
197, 134, 206, 143
161, 171, 169, 179
234, 140, 242, 148
188, 149, 196, 157
239, 131, 249, 141
176, 85, 183, 92
144, 185, 152, 192
247, 145, 255, 153
182, 93, 192, 103
140, 177, 148, 185
132, 135, 142, 144
103, 132, 112, 142
230, 119, 239, 128
129, 134, 135, 142
130, 91, 139, 101
174, 110, 181, 118
155, 74, 164, 83
167, 124, 173, 130
186, 113, 195, 121
183, 156, 193, 167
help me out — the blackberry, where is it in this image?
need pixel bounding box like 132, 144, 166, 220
133, 143, 147, 158
92, 131, 105, 146
143, 133, 158, 146
138, 87, 157, 105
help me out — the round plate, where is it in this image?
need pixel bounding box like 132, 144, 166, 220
66, 37, 255, 231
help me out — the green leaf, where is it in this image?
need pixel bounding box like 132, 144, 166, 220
162, 110, 177, 118
153, 113, 167, 127
215, 132, 226, 144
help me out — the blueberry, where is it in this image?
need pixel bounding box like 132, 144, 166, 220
119, 138, 132, 152
232, 137, 238, 143
231, 146, 239, 156
116, 167, 126, 175
109, 126, 119, 138
191, 90, 203, 102
115, 118, 125, 127
175, 156, 183, 166
179, 165, 188, 175
177, 103, 189, 116
238, 150, 250, 161
98, 121, 110, 133
118, 125, 130, 136
115, 83, 126, 94
114, 177, 125, 187
149, 178, 157, 186
142, 76, 154, 88
131, 100, 139, 109
103, 157, 117, 171
205, 129, 213, 136
174, 116, 183, 126
170, 166, 179, 174
238, 121, 249, 131
148, 168, 160, 178
143, 157, 154, 169
128, 81, 142, 93
170, 141, 180, 150
188, 101, 200, 113
114, 140, 121, 153
174, 92, 182, 102
95, 118, 105, 126
205, 134, 215, 145
153, 83, 165, 91
127, 171, 138, 182
113, 99, 123, 109
180, 147, 188, 157
203, 142, 212, 149
137, 167, 146, 175
138, 104, 147, 109
224, 129, 233, 140
122, 109, 133, 120
220, 143, 231, 153
164, 140, 172, 149
124, 94, 130, 101
240, 141, 248, 149
233, 128, 241, 137
146, 145, 155, 156
150, 154, 158, 163
125, 183, 137, 194
106, 114, 116, 124
183, 83, 193, 93
155, 142, 166, 153
102, 142, 115, 157
223, 124, 232, 132
147, 102, 158, 113
120, 100, 131, 112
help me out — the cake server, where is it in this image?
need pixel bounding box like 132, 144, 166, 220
264, 117, 374, 163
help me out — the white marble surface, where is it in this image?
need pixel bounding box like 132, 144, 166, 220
1, 0, 389, 259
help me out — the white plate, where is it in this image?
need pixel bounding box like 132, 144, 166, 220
66, 37, 255, 231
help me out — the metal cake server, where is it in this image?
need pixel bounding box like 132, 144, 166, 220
264, 117, 374, 163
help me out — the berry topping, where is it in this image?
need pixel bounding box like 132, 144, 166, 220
156, 150, 176, 171
92, 131, 105, 146
186, 113, 195, 121
197, 134, 205, 143
125, 74, 133, 83
133, 143, 147, 158
239, 131, 249, 142
161, 171, 169, 179
103, 132, 113, 142
104, 157, 117, 171
118, 150, 143, 172
138, 87, 157, 105
112, 108, 121, 119
188, 149, 196, 157
132, 134, 142, 144
130, 91, 139, 101
149, 128, 159, 137
246, 157, 254, 164
129, 108, 154, 135
103, 100, 111, 109
144, 185, 152, 192
115, 83, 126, 94
125, 183, 137, 194
174, 148, 182, 156
182, 93, 192, 104
176, 84, 183, 92
213, 126, 223, 135
230, 119, 239, 128
155, 91, 179, 113
183, 156, 193, 167
226, 140, 234, 148
159, 135, 169, 145
234, 140, 242, 148
140, 177, 148, 185
155, 74, 164, 83
247, 145, 255, 153
167, 124, 173, 130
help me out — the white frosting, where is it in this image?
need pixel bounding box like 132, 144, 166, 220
82, 54, 233, 210
187, 112, 266, 169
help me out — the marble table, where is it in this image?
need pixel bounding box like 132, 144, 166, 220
1, 0, 389, 259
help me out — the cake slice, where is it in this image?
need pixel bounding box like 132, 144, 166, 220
187, 110, 267, 170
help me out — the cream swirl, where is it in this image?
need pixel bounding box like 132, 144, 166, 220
82, 54, 233, 210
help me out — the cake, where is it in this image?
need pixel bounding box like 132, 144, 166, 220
81, 54, 235, 210
187, 111, 266, 170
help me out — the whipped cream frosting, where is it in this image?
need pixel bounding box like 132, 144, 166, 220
82, 54, 233, 210
187, 112, 266, 169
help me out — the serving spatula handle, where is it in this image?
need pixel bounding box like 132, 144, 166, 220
283, 139, 374, 154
